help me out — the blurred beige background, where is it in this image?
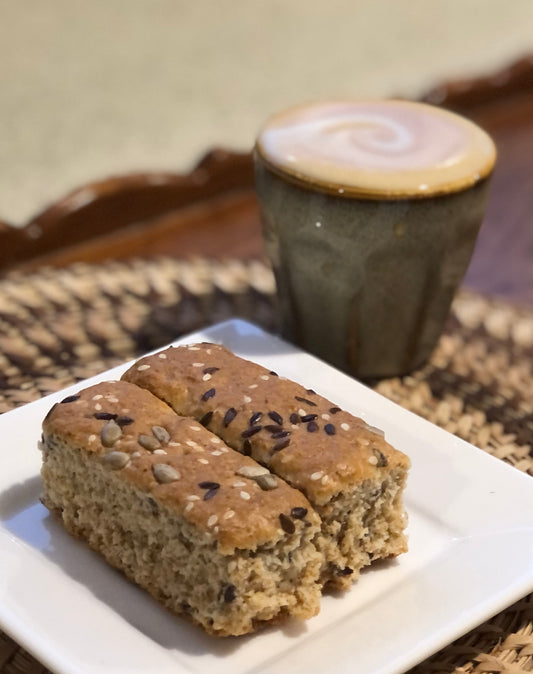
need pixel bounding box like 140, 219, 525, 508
1, 0, 533, 225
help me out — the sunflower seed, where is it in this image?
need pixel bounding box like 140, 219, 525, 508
138, 434, 161, 451
102, 451, 130, 470
152, 425, 170, 445
101, 419, 122, 447
236, 465, 269, 479
255, 474, 278, 490
152, 463, 181, 483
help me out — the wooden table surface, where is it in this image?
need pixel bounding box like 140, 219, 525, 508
0, 55, 532, 306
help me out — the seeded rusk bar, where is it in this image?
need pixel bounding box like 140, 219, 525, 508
122, 343, 411, 589
40, 380, 322, 636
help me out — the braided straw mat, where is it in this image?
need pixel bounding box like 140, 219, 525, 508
1, 258, 533, 674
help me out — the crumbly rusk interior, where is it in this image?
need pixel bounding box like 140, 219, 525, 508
41, 380, 322, 636
122, 343, 411, 589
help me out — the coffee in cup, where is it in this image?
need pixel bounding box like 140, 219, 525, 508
254, 100, 496, 378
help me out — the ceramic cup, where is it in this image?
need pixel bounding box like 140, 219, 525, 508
254, 100, 496, 379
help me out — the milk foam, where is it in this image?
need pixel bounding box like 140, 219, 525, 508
256, 101, 496, 198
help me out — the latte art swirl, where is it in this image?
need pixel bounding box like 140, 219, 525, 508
256, 101, 496, 198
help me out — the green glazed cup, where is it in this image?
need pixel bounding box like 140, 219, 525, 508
254, 100, 496, 379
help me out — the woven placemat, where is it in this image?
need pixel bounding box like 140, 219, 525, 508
1, 258, 533, 674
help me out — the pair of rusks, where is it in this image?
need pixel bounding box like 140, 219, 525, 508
40, 343, 410, 636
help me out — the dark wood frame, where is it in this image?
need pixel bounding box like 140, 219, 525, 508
1, 55, 533, 303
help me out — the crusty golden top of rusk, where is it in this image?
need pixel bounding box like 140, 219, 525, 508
42, 380, 319, 554
122, 344, 411, 506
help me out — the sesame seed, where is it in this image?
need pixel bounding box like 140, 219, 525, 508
193, 362, 205, 367
211, 450, 223, 456
249, 383, 258, 389
137, 364, 150, 371
186, 495, 200, 502
241, 425, 262, 438
199, 480, 220, 490
203, 366, 219, 375
224, 509, 235, 520
249, 411, 263, 425
268, 411, 283, 425
88, 434, 96, 442
116, 416, 134, 426
199, 411, 213, 427
233, 480, 246, 487
298, 408, 306, 416
311, 471, 324, 481
223, 584, 237, 603
189, 425, 202, 432
185, 502, 194, 513
341, 423, 350, 431
240, 491, 251, 500
94, 411, 117, 420
168, 441, 181, 447
321, 413, 330, 420
188, 346, 201, 351
107, 397, 119, 404
243, 395, 252, 403
202, 373, 212, 381
260, 375, 269, 380
153, 449, 167, 455
368, 455, 378, 465
272, 438, 291, 452
210, 437, 221, 444
92, 394, 103, 400
279, 513, 295, 534
198, 458, 209, 464
321, 475, 330, 485
158, 353, 167, 359
131, 451, 141, 458
185, 439, 198, 447
223, 408, 237, 427
207, 515, 218, 527
213, 526, 219, 534
315, 221, 322, 228
291, 507, 308, 519
94, 403, 102, 411
295, 395, 316, 407
61, 394, 81, 404
373, 449, 388, 467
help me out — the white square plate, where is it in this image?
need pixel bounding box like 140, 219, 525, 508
2, 319, 533, 674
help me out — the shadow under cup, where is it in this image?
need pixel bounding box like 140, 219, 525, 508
254, 156, 492, 379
